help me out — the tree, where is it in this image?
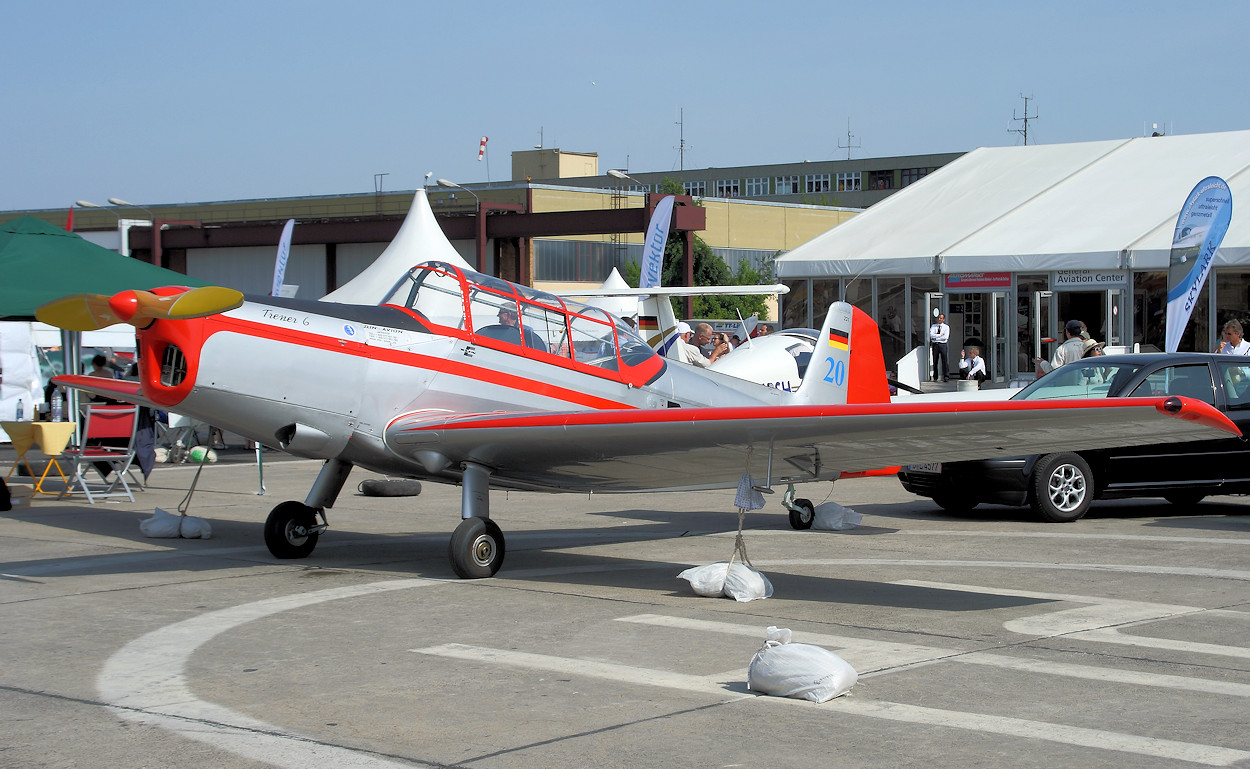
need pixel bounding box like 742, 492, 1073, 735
620, 179, 772, 319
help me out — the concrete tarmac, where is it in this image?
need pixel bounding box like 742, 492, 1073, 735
3, 452, 1250, 768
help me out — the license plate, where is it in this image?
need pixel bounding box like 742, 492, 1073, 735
906, 463, 941, 473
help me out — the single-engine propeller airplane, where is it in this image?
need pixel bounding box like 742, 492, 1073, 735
39, 262, 1239, 579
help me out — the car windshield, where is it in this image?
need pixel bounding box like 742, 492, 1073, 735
1012, 361, 1145, 401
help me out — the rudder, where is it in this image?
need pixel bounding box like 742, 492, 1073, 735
788, 301, 890, 405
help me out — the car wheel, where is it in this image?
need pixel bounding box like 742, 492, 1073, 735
1164, 492, 1207, 507
1030, 453, 1093, 522
931, 493, 980, 513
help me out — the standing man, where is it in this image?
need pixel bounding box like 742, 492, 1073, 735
1037, 319, 1087, 375
929, 313, 950, 382
1214, 319, 1250, 355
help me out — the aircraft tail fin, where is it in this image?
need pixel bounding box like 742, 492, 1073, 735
638, 293, 683, 360
787, 301, 891, 406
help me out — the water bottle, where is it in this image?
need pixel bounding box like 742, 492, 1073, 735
15, 399, 23, 421
51, 390, 63, 422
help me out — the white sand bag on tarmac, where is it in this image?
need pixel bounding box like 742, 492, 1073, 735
748, 626, 857, 702
678, 562, 773, 601
721, 563, 773, 601
140, 507, 212, 539
677, 562, 730, 596
812, 501, 862, 530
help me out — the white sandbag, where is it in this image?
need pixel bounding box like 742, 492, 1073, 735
139, 508, 183, 538
678, 562, 730, 597
812, 501, 862, 530
748, 626, 857, 702
722, 563, 773, 602
179, 515, 212, 539
678, 562, 773, 601
140, 507, 212, 539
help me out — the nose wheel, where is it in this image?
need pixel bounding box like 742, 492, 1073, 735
449, 517, 506, 579
264, 501, 325, 559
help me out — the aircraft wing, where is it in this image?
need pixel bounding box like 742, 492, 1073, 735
386, 396, 1238, 493
53, 375, 158, 409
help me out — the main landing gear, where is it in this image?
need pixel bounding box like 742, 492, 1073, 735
449, 462, 505, 579
261, 457, 507, 580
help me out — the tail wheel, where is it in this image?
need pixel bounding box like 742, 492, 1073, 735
449, 517, 506, 579
264, 501, 321, 558
788, 498, 815, 530
1030, 453, 1093, 522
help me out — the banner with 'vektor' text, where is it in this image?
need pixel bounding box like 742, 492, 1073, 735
639, 196, 675, 289
1166, 177, 1232, 352
271, 218, 295, 297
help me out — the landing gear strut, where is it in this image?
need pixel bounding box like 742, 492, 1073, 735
263, 458, 351, 560
449, 461, 506, 578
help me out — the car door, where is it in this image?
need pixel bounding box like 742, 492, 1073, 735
1101, 362, 1225, 490
1213, 360, 1250, 484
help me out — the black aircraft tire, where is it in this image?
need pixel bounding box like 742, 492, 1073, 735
449, 517, 506, 579
264, 501, 320, 559
358, 478, 423, 497
788, 498, 815, 530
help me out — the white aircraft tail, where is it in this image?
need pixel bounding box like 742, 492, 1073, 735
786, 301, 891, 406
638, 293, 683, 359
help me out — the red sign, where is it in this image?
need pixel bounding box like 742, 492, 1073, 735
944, 272, 1012, 289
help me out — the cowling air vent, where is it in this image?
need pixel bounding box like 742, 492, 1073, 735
160, 344, 187, 387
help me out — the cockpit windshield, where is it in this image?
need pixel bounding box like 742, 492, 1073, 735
383, 261, 660, 376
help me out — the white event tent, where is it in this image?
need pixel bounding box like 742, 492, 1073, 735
775, 130, 1250, 279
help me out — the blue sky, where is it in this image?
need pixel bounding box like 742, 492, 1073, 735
4, 0, 1248, 211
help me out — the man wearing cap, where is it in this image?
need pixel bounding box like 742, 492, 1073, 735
1037, 320, 1087, 375
671, 321, 714, 368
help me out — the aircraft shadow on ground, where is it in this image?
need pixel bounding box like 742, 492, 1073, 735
0, 504, 1046, 612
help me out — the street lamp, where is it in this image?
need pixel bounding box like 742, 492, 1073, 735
436, 179, 485, 272
107, 197, 157, 220
75, 199, 121, 219
436, 178, 480, 205
607, 169, 647, 191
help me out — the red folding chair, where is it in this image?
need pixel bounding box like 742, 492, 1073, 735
60, 404, 140, 503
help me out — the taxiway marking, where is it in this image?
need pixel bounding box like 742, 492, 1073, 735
411, 641, 1250, 766
98, 579, 440, 769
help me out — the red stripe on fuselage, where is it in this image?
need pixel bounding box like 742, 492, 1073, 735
194, 313, 635, 411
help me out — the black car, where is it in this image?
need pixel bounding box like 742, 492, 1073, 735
898, 352, 1250, 522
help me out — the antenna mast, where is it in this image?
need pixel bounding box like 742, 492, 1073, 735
1009, 93, 1038, 145
837, 118, 861, 160
675, 108, 689, 171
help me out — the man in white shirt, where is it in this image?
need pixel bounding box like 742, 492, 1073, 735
1214, 319, 1250, 355
671, 322, 713, 368
959, 346, 987, 385
929, 313, 950, 382
1037, 319, 1087, 375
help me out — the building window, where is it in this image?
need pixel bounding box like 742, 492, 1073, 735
776, 175, 801, 194
684, 181, 706, 196
901, 167, 928, 186
868, 170, 894, 190
625, 184, 649, 193
745, 177, 769, 196
715, 179, 740, 198
805, 174, 830, 193
836, 172, 861, 191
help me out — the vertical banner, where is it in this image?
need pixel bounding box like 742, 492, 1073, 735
639, 195, 675, 289
1166, 177, 1233, 352
271, 218, 295, 297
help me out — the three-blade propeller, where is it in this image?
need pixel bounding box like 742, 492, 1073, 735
36, 286, 245, 331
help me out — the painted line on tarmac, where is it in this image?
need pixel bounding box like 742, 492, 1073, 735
617, 614, 1250, 696
911, 530, 1250, 546
902, 579, 1250, 660
756, 558, 1250, 581
98, 579, 441, 769
410, 641, 1250, 766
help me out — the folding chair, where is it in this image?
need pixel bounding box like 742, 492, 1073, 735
60, 404, 140, 503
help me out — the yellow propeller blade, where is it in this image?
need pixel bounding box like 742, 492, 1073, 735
35, 294, 121, 331
36, 286, 245, 331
